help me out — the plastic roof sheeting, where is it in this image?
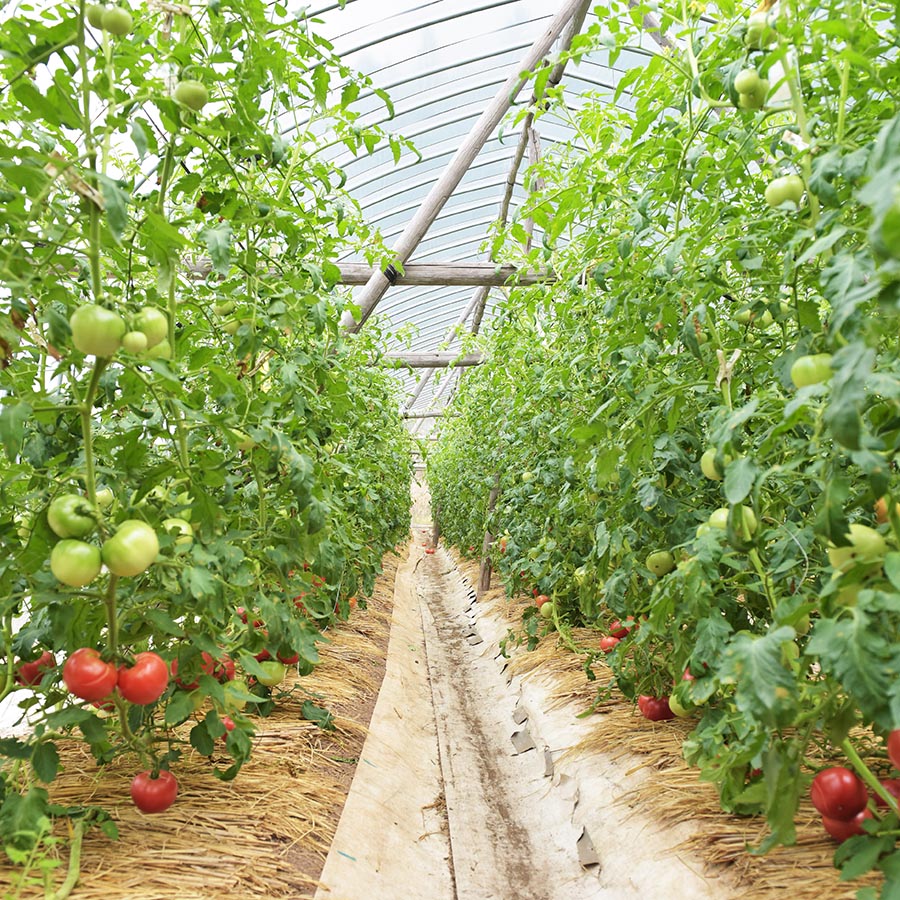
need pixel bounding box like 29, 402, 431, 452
304, 1, 654, 426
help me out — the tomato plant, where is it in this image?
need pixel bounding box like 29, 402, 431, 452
0, 0, 413, 881
427, 0, 900, 890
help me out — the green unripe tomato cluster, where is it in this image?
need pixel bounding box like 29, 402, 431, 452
735, 67, 769, 110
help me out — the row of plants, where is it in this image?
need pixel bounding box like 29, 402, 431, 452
0, 0, 412, 894
429, 0, 900, 894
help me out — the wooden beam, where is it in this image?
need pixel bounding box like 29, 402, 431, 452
337, 262, 552, 286
380, 352, 483, 369
346, 0, 589, 333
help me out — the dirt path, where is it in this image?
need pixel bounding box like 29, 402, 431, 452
316, 481, 723, 900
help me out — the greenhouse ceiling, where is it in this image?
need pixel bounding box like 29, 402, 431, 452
306, 0, 667, 433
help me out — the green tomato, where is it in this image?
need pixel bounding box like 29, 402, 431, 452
161, 517, 194, 546
521, 471, 535, 483
69, 304, 126, 357
734, 68, 760, 95
95, 488, 114, 509
142, 339, 172, 360
709, 505, 758, 536
827, 524, 887, 572
213, 300, 235, 316
100, 6, 133, 35
700, 448, 725, 481
695, 522, 713, 539
256, 661, 287, 687
48, 494, 97, 539
765, 175, 805, 209
121, 330, 148, 353
745, 10, 775, 48
737, 79, 768, 110
133, 307, 168, 348
646, 550, 675, 577
173, 80, 209, 112
101, 520, 159, 577
86, 3, 106, 26
222, 679, 249, 712
51, 539, 102, 587
790, 353, 833, 388
668, 694, 692, 718
539, 601, 555, 621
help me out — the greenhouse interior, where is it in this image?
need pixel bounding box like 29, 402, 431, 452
1, 0, 899, 896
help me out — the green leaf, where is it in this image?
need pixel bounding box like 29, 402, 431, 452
724, 456, 758, 504
97, 174, 129, 242
200, 223, 232, 275
190, 720, 215, 756
720, 628, 797, 727
165, 691, 196, 726
31, 742, 60, 783
301, 699, 334, 731
0, 787, 50, 852
0, 403, 30, 461
313, 66, 330, 107
184, 566, 218, 600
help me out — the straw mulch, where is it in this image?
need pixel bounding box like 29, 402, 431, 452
452, 553, 873, 900
1, 552, 401, 900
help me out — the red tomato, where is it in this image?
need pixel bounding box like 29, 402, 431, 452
822, 808, 873, 842
130, 770, 178, 813
873, 778, 900, 808
682, 667, 695, 682
609, 618, 635, 639
888, 730, 900, 770
311, 574, 326, 588
535, 594, 551, 609
15, 651, 56, 686
277, 649, 299, 665
221, 715, 236, 741
810, 767, 869, 820
637, 695, 675, 721
63, 648, 118, 701
117, 652, 169, 705
599, 636, 620, 653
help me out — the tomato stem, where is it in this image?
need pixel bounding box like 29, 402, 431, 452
79, 359, 108, 506
103, 574, 120, 657
841, 737, 900, 818
48, 819, 85, 900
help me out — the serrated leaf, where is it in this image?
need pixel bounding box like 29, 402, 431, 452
97, 174, 129, 242
31, 741, 59, 783
189, 720, 215, 756
200, 223, 232, 275
165, 690, 196, 726
724, 456, 758, 504
301, 699, 334, 731
0, 403, 31, 462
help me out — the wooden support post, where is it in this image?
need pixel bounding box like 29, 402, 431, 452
477, 474, 502, 598
347, 0, 589, 332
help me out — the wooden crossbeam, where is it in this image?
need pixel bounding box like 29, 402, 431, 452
379, 352, 483, 369
338, 262, 552, 287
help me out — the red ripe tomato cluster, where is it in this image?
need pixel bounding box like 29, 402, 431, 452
637, 695, 675, 721
810, 767, 870, 841
62, 648, 171, 706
